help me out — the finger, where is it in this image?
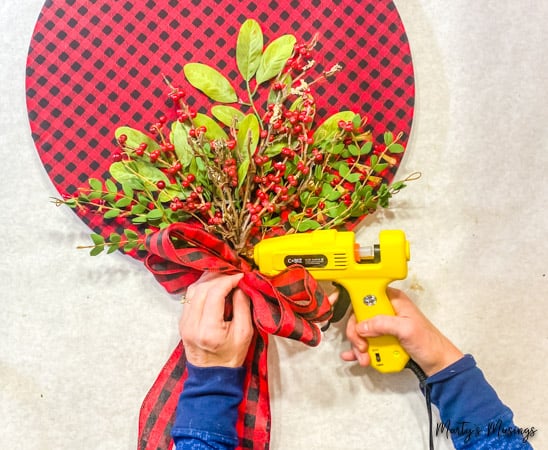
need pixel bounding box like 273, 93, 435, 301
340, 345, 370, 367
346, 314, 367, 353
201, 273, 244, 324
353, 346, 371, 366
182, 273, 242, 327
230, 288, 253, 337
340, 349, 357, 362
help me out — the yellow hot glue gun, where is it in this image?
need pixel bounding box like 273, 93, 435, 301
254, 229, 411, 373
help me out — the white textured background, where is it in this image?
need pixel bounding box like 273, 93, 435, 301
1, 1, 546, 449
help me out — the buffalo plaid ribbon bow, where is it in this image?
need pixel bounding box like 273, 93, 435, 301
138, 222, 333, 449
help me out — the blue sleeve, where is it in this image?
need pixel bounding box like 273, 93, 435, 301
426, 354, 536, 449
171, 362, 246, 450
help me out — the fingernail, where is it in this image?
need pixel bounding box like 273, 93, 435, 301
358, 322, 368, 334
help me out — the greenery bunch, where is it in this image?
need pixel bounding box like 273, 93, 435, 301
55, 19, 414, 260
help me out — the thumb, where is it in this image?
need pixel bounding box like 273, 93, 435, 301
356, 314, 406, 339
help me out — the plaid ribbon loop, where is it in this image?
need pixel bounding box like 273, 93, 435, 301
138, 222, 332, 449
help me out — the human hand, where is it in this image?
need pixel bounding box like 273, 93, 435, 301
179, 272, 254, 368
341, 287, 464, 376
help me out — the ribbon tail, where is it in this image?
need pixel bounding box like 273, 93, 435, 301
237, 331, 271, 449
138, 342, 187, 450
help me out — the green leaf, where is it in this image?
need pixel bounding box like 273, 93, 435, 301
158, 185, 184, 203
325, 201, 347, 218
321, 183, 341, 201
123, 241, 138, 252
237, 114, 260, 158
256, 34, 296, 84
300, 191, 313, 205
107, 242, 120, 254
90, 246, 104, 256
263, 216, 281, 227
388, 143, 405, 154
105, 179, 118, 195
137, 194, 150, 206
236, 19, 263, 81
313, 111, 355, 142
109, 233, 121, 244
133, 161, 170, 184
390, 181, 406, 191
104, 208, 121, 219
360, 142, 373, 155
295, 219, 321, 232
64, 198, 77, 208
124, 229, 139, 240
383, 131, 394, 146
110, 162, 141, 188
373, 163, 389, 173
110, 161, 169, 190
146, 209, 164, 220
183, 62, 238, 103
193, 113, 228, 140
130, 204, 147, 215
171, 121, 193, 167
89, 178, 102, 191
237, 159, 251, 189
264, 142, 285, 157
314, 164, 324, 181
211, 105, 246, 128
348, 144, 360, 156
329, 143, 346, 155
338, 163, 350, 178
115, 126, 160, 152
345, 172, 361, 183
132, 216, 148, 224
88, 191, 102, 201
90, 233, 105, 246
115, 197, 132, 208
190, 158, 211, 190
122, 183, 134, 199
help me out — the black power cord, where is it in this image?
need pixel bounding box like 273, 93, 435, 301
406, 359, 434, 450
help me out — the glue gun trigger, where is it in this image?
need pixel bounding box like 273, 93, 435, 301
321, 283, 351, 331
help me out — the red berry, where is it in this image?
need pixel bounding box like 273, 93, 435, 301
156, 180, 166, 190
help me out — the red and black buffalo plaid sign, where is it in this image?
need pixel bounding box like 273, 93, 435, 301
25, 1, 415, 448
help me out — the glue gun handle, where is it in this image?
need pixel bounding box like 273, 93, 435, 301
344, 281, 410, 373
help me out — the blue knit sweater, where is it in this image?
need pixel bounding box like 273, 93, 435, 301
171, 356, 535, 449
